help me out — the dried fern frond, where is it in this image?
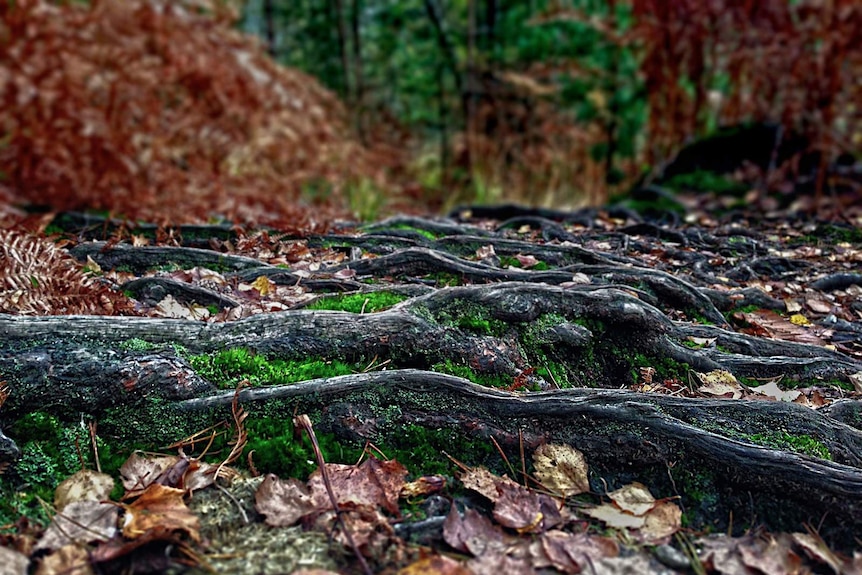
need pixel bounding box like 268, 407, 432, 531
0, 229, 133, 315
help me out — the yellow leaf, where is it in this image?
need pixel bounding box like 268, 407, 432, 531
790, 313, 811, 326
251, 275, 274, 296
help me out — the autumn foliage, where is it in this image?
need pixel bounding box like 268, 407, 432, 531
0, 0, 400, 229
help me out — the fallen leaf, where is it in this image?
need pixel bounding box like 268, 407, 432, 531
250, 275, 275, 295
401, 475, 446, 498
476, 245, 496, 260
122, 483, 200, 542
532, 443, 590, 497
36, 501, 118, 551
54, 469, 115, 512
443, 506, 507, 556
534, 530, 619, 574
789, 313, 811, 326
582, 503, 645, 529
515, 254, 539, 268
638, 499, 681, 543
752, 381, 801, 402
607, 482, 656, 516
255, 473, 318, 527
398, 554, 472, 575
35, 544, 93, 575
738, 535, 803, 575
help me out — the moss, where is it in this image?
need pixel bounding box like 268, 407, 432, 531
435, 301, 509, 337
382, 424, 497, 476
1, 410, 146, 529
186, 348, 357, 388
813, 223, 862, 245
244, 417, 363, 479
746, 431, 832, 460
674, 467, 721, 528
518, 313, 574, 388
388, 224, 439, 241
498, 255, 550, 271
663, 170, 748, 194
120, 338, 160, 352
306, 291, 407, 313
431, 360, 512, 389
426, 272, 462, 287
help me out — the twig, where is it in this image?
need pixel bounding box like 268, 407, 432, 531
295, 414, 373, 575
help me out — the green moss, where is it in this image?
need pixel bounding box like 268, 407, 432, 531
307, 291, 407, 313
674, 467, 721, 528
426, 272, 462, 287
814, 223, 862, 245
1, 411, 140, 529
244, 417, 363, 479
186, 348, 356, 388
120, 338, 160, 352
436, 301, 508, 336
498, 255, 550, 270
389, 224, 439, 241
518, 313, 574, 388
746, 431, 832, 460
382, 424, 496, 476
431, 360, 512, 389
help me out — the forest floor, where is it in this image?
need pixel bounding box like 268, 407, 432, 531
2, 196, 862, 574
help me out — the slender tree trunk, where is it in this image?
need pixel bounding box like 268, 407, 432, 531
423, 0, 470, 183
350, 0, 365, 141
262, 0, 276, 57
331, 0, 353, 102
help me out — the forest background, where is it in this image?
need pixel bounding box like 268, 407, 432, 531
2, 0, 862, 228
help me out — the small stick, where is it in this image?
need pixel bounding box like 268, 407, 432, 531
295, 414, 373, 575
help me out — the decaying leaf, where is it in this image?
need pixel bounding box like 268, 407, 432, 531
752, 381, 801, 402
122, 483, 200, 542
255, 473, 318, 527
54, 469, 115, 512
532, 443, 590, 497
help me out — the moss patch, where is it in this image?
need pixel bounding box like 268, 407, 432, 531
431, 360, 512, 389
187, 348, 356, 388
746, 431, 832, 460
307, 291, 407, 313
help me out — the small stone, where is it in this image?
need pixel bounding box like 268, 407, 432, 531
654, 544, 691, 570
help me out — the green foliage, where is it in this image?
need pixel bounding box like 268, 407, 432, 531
187, 348, 356, 388
344, 179, 385, 222
746, 431, 832, 460
306, 291, 408, 313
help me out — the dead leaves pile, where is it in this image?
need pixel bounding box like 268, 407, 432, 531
3, 437, 861, 574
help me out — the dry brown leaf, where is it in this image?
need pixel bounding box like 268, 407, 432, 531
607, 482, 656, 516
443, 506, 508, 556
255, 473, 318, 527
638, 499, 682, 543
532, 443, 590, 497
398, 554, 473, 575
121, 484, 200, 542
36, 501, 118, 552
54, 469, 115, 512
582, 503, 645, 529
